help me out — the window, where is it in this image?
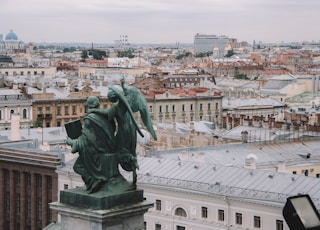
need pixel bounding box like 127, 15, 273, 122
57, 106, 61, 115
65, 106, 69, 115
156, 199, 161, 211
208, 103, 211, 110
37, 107, 42, 115
199, 103, 203, 111
276, 220, 283, 230
190, 104, 193, 111
216, 102, 219, 110
36, 174, 42, 189
4, 169, 10, 185
172, 105, 175, 112
218, 209, 224, 221
0, 110, 2, 120
15, 171, 20, 186
254, 216, 261, 228
46, 107, 50, 114
155, 223, 161, 230
166, 105, 168, 112
175, 208, 187, 217
176, 226, 185, 230
292, 171, 297, 174
149, 106, 153, 113
72, 105, 77, 115
64, 184, 69, 190
201, 207, 208, 218
236, 212, 242, 225
34, 71, 37, 75
159, 106, 162, 113
23, 109, 27, 119
182, 104, 185, 112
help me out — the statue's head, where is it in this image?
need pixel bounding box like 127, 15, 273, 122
107, 85, 123, 103
86, 96, 100, 109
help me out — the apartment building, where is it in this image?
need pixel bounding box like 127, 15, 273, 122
194, 34, 229, 55
0, 146, 61, 230
0, 89, 33, 130
146, 88, 223, 125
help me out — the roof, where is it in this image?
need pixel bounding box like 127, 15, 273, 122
136, 156, 320, 208
147, 139, 320, 170
222, 97, 285, 109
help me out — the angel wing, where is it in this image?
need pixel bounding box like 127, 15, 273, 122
121, 80, 157, 141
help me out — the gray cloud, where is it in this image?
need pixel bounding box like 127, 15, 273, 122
0, 0, 319, 43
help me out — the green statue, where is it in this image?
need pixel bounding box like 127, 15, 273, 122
88, 83, 157, 185
66, 96, 136, 193
66, 82, 157, 194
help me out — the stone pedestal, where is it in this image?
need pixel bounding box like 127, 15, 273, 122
49, 187, 153, 230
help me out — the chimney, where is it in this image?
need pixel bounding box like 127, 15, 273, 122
245, 154, 257, 169
11, 113, 21, 141
277, 161, 286, 173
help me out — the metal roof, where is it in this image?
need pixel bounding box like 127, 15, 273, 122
136, 156, 320, 208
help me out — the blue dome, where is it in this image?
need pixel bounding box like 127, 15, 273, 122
5, 30, 18, 40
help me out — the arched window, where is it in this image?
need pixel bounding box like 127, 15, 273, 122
23, 109, 27, 119
175, 207, 187, 217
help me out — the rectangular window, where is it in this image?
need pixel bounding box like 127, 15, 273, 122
216, 102, 219, 110
159, 106, 162, 113
65, 106, 69, 115
15, 171, 20, 186
172, 105, 175, 112
200, 103, 203, 111
16, 194, 21, 215
236, 212, 242, 225
182, 104, 185, 112
190, 104, 193, 111
208, 103, 211, 110
201, 207, 208, 218
156, 199, 161, 211
276, 220, 283, 230
149, 106, 153, 113
34, 71, 37, 76
166, 105, 168, 112
218, 209, 224, 221
254, 216, 261, 228
176, 226, 185, 230
64, 184, 69, 190
72, 105, 77, 115
36, 174, 42, 189
20, 71, 24, 76
57, 106, 61, 115
155, 224, 161, 230
46, 107, 50, 114
4, 169, 10, 185
37, 107, 43, 115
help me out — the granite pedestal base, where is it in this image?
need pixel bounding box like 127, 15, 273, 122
49, 187, 153, 230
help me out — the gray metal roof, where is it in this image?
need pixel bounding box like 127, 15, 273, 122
146, 140, 320, 169
136, 156, 320, 208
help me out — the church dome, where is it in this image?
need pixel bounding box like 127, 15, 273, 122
5, 30, 18, 40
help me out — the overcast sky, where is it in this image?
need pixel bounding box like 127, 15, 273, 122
1, 0, 319, 44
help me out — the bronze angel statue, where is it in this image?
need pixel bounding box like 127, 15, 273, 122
72, 79, 157, 192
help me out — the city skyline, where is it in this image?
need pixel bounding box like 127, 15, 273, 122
1, 0, 319, 44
